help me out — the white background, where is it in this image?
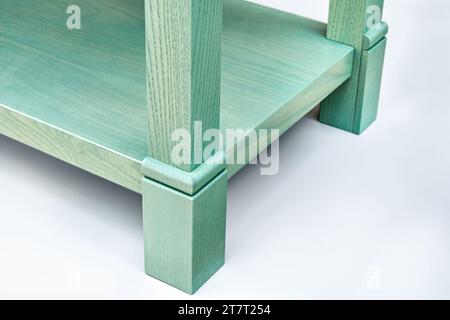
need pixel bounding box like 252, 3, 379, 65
1, 0, 450, 299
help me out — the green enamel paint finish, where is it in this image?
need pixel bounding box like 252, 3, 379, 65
320, 0, 386, 134
142, 171, 227, 294
0, 0, 353, 192
354, 38, 387, 133
141, 151, 226, 195
144, 0, 222, 172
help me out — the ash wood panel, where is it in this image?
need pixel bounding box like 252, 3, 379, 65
0, 0, 148, 165
0, 0, 354, 191
221, 0, 354, 176
0, 103, 142, 193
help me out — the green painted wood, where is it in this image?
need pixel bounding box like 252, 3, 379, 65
355, 38, 387, 133
363, 22, 389, 50
142, 171, 227, 294
144, 0, 222, 172
0, 0, 146, 192
0, 103, 143, 193
222, 0, 353, 177
143, 1, 226, 292
320, 0, 386, 134
0, 0, 353, 192
141, 151, 226, 195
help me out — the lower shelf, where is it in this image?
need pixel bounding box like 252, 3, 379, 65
0, 0, 353, 193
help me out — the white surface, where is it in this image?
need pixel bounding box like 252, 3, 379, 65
1, 0, 450, 299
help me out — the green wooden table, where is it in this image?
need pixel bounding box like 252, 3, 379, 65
0, 0, 387, 294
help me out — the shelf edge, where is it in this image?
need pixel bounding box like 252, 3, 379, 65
0, 103, 143, 194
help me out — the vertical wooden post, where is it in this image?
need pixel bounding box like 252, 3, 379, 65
145, 0, 222, 172
320, 0, 387, 134
142, 0, 226, 294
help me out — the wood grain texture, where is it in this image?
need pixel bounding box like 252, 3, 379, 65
145, 0, 222, 172
0, 0, 146, 192
222, 0, 354, 177
0, 103, 142, 192
143, 171, 227, 294
320, 0, 385, 134
0, 0, 353, 191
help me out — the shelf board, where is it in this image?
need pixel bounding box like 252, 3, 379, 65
0, 0, 353, 193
